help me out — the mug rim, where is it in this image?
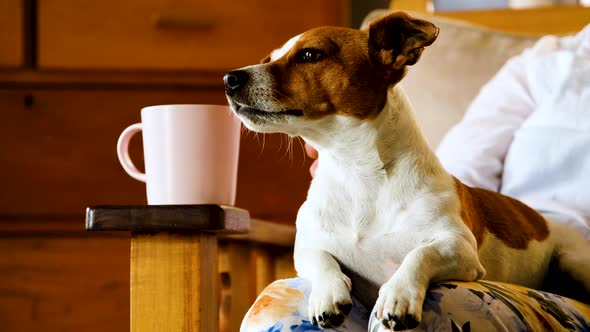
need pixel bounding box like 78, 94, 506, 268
141, 104, 230, 112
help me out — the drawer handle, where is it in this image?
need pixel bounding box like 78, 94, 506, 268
24, 94, 34, 109
152, 13, 215, 30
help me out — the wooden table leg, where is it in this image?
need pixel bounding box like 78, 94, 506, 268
226, 242, 257, 332
253, 246, 274, 295
131, 232, 218, 332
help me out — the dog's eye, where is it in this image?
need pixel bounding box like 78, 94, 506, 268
296, 48, 324, 63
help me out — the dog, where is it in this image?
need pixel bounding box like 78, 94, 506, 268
224, 11, 590, 330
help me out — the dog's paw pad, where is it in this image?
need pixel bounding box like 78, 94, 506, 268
394, 314, 419, 331
381, 314, 420, 331
308, 274, 352, 328
310, 303, 350, 328
381, 317, 392, 329
320, 311, 345, 328
381, 313, 419, 331
337, 302, 352, 315
374, 276, 426, 330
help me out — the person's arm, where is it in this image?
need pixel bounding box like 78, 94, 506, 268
436, 49, 538, 192
304, 142, 319, 177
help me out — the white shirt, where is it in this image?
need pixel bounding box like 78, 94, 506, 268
436, 24, 590, 239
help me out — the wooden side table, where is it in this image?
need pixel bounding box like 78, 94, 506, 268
86, 205, 250, 332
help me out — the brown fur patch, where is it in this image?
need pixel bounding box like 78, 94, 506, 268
257, 12, 438, 121
264, 26, 391, 120
453, 178, 549, 249
368, 12, 439, 72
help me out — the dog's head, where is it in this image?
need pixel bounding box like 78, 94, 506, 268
224, 12, 438, 135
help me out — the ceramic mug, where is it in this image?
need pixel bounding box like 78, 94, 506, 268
117, 104, 241, 205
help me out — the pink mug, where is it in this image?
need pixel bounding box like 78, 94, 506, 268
117, 104, 241, 205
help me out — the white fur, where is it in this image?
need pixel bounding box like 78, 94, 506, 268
271, 34, 302, 61
292, 87, 590, 328
294, 87, 486, 326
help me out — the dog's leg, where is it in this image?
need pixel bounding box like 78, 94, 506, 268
294, 247, 353, 329
375, 234, 485, 331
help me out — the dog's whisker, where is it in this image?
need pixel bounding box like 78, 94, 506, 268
270, 89, 294, 110
296, 136, 307, 167
256, 132, 267, 158
280, 134, 293, 160
290, 137, 295, 162
278, 133, 284, 151
272, 88, 292, 101
240, 125, 248, 135
253, 131, 260, 145
289, 136, 294, 162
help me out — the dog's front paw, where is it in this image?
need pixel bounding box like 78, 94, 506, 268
308, 273, 352, 329
374, 277, 426, 331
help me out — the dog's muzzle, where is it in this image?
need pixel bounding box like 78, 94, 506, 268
224, 70, 249, 97
224, 69, 304, 121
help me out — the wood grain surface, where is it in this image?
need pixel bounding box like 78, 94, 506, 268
38, 0, 347, 70
130, 232, 218, 332
438, 6, 590, 36
0, 235, 130, 332
0, 0, 23, 67
86, 204, 250, 233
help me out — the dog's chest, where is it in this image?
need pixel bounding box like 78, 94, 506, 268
302, 172, 418, 283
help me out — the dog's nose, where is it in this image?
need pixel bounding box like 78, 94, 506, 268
224, 70, 249, 96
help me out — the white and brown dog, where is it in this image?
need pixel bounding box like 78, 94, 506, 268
224, 11, 590, 331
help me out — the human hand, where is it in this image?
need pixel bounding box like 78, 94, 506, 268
304, 142, 318, 177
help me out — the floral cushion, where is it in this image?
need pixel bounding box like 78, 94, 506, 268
242, 277, 590, 332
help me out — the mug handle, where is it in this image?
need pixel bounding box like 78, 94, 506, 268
117, 123, 147, 182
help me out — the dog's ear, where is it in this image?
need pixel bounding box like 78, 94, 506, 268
260, 53, 271, 64
368, 12, 438, 71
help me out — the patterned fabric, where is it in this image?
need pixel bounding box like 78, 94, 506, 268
241, 277, 590, 332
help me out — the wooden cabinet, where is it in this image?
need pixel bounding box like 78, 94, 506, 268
0, 0, 23, 67
0, 235, 130, 332
38, 0, 347, 70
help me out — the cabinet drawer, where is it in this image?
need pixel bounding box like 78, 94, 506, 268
0, 236, 129, 332
0, 0, 23, 67
0, 89, 310, 221
38, 0, 347, 70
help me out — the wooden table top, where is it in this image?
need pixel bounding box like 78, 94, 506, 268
85, 205, 250, 233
